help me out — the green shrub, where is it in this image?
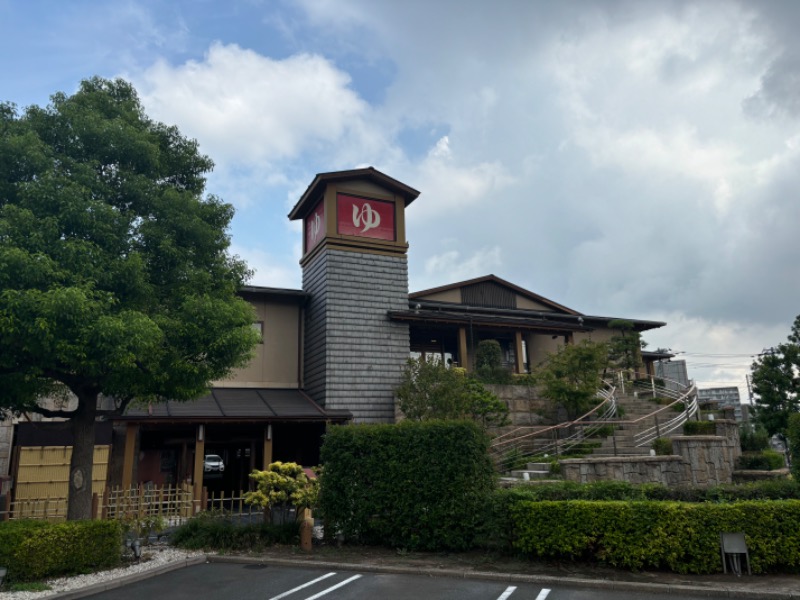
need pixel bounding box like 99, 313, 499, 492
475, 340, 513, 384
10, 520, 122, 582
511, 499, 800, 573
0, 520, 48, 579
683, 420, 716, 435
737, 450, 785, 471
319, 420, 494, 551
171, 514, 298, 550
788, 414, 800, 480
652, 437, 673, 455
502, 479, 800, 502
587, 425, 614, 438
740, 425, 770, 452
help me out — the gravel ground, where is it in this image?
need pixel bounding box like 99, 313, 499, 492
0, 547, 204, 600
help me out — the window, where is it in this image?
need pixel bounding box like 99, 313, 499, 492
252, 321, 264, 343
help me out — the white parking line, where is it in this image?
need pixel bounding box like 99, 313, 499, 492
303, 574, 362, 600
496, 585, 517, 599
535, 589, 551, 600
267, 572, 337, 600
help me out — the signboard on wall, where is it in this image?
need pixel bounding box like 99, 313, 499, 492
304, 198, 326, 252
336, 193, 395, 241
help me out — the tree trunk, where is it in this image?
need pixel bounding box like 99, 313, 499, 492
67, 394, 98, 520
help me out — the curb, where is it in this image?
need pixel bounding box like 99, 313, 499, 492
40, 556, 206, 600
207, 555, 800, 599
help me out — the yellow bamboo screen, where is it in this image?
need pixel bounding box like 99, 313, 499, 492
15, 445, 110, 501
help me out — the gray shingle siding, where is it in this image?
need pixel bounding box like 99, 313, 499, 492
302, 248, 410, 423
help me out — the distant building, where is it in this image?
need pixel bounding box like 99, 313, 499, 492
697, 386, 744, 422
654, 359, 690, 392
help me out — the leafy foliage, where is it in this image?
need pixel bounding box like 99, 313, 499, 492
740, 425, 770, 452
652, 437, 673, 455
2, 520, 122, 582
244, 462, 317, 514
475, 340, 513, 384
395, 357, 509, 427
751, 315, 800, 437
788, 413, 800, 480
510, 499, 800, 573
683, 420, 716, 435
0, 78, 260, 518
606, 319, 643, 372
737, 450, 786, 471
535, 340, 607, 419
171, 513, 298, 550
318, 420, 495, 551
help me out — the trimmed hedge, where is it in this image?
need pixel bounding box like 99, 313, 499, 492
1, 520, 123, 581
683, 420, 716, 435
511, 500, 800, 573
319, 420, 494, 551
737, 450, 786, 471
498, 479, 800, 503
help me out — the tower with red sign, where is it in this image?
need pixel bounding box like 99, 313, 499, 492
288, 168, 420, 422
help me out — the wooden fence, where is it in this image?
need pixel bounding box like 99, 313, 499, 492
0, 484, 262, 525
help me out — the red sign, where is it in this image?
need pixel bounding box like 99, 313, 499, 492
304, 199, 326, 252
336, 194, 395, 241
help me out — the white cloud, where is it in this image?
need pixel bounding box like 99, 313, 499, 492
420, 246, 503, 289
231, 244, 301, 289
133, 43, 368, 169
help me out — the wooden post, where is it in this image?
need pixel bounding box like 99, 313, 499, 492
193, 425, 205, 510
121, 424, 139, 490
201, 486, 208, 514
102, 487, 110, 519
514, 331, 525, 374
1, 492, 10, 521
458, 327, 469, 371
91, 493, 99, 520
263, 425, 273, 469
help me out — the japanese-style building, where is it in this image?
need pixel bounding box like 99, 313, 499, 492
3, 167, 666, 504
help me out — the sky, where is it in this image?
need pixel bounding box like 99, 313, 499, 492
2, 0, 799, 399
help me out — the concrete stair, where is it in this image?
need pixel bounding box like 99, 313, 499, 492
588, 390, 681, 458
510, 462, 553, 480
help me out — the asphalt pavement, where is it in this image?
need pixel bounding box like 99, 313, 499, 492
45, 549, 800, 600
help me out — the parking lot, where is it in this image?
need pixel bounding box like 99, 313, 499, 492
84, 562, 712, 600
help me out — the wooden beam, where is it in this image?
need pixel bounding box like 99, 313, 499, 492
121, 424, 139, 490
458, 327, 469, 371
193, 425, 205, 504
263, 425, 273, 469
515, 331, 525, 374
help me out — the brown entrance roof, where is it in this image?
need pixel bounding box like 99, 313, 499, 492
117, 388, 351, 424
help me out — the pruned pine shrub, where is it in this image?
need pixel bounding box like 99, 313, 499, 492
319, 420, 494, 551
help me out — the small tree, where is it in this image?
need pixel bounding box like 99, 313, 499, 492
535, 340, 608, 419
606, 319, 643, 374
395, 357, 508, 427
244, 461, 317, 523
787, 413, 800, 479
475, 340, 513, 384
751, 315, 800, 437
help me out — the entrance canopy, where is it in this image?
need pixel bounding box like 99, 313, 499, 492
117, 388, 352, 424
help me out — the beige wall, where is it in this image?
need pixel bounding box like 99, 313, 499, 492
415, 289, 461, 303
525, 332, 564, 369
516, 296, 555, 311
216, 299, 302, 388
573, 328, 617, 345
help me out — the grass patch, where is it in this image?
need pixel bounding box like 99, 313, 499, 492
7, 581, 52, 592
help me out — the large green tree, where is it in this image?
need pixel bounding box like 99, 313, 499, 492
0, 78, 260, 519
751, 315, 800, 437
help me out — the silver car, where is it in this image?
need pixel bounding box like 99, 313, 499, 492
204, 454, 225, 472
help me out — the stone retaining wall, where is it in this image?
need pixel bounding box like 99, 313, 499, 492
561, 421, 742, 488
